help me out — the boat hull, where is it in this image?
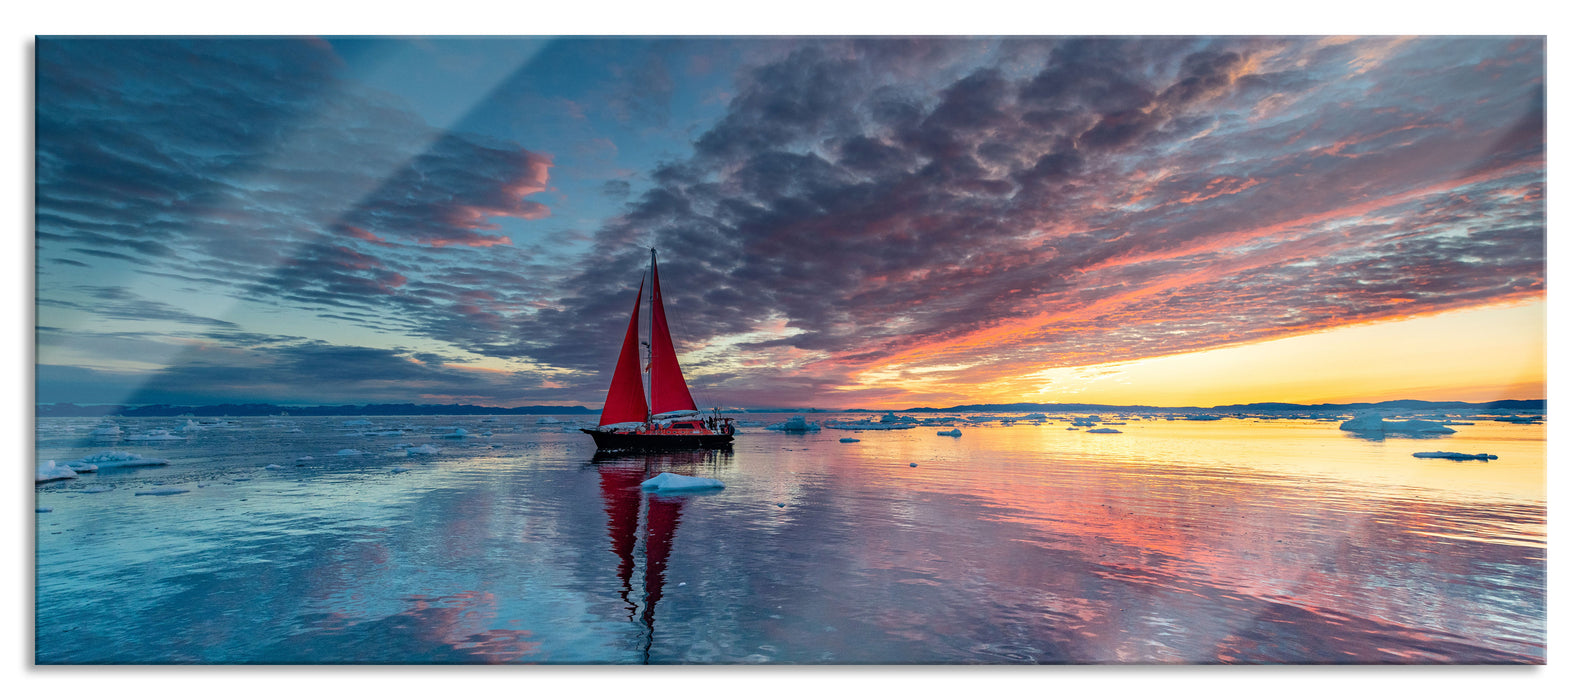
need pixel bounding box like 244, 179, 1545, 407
581, 428, 734, 453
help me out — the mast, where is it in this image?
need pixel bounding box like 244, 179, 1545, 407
646, 248, 699, 416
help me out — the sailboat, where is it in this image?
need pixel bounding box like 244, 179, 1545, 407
582, 249, 735, 452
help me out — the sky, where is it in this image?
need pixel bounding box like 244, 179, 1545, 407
33, 35, 1546, 409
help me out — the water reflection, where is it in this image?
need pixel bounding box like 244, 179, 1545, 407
34, 416, 1544, 664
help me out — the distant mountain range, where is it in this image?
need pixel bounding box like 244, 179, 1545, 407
35, 402, 601, 418
35, 398, 1543, 418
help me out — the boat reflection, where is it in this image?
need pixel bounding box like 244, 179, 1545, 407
595, 449, 730, 663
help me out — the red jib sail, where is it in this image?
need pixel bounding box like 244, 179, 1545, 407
647, 251, 699, 416
597, 276, 649, 427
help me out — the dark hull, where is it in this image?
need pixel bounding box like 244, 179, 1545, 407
581, 428, 734, 453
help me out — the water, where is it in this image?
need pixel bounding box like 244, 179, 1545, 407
33, 414, 1545, 664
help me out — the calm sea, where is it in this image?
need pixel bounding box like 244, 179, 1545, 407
33, 413, 1545, 664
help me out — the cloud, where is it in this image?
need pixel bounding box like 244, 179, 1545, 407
514, 37, 1544, 405
34, 37, 1546, 408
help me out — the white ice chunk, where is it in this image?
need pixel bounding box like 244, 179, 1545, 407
36, 460, 77, 483
1340, 412, 1456, 435
126, 429, 186, 441
766, 415, 821, 432
407, 444, 441, 455
65, 451, 169, 470
440, 428, 469, 438
640, 472, 725, 492
336, 449, 366, 456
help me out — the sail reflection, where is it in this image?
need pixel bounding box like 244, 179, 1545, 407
596, 449, 730, 662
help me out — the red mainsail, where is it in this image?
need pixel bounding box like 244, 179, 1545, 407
647, 251, 698, 416
597, 276, 649, 427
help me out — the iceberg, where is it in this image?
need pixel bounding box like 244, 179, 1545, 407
1087, 428, 1122, 434
839, 437, 860, 443
640, 472, 725, 492
937, 428, 962, 437
440, 428, 469, 438
36, 460, 77, 483
90, 423, 122, 437
407, 444, 441, 455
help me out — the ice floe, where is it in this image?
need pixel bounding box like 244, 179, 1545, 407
134, 487, 189, 496
640, 473, 725, 492
90, 423, 122, 437
827, 419, 913, 431
839, 437, 860, 443
937, 428, 963, 437
439, 428, 469, 438
407, 444, 441, 455
65, 451, 170, 470
343, 419, 373, 427
1087, 428, 1122, 434
37, 460, 77, 483
335, 449, 366, 456
1413, 451, 1499, 462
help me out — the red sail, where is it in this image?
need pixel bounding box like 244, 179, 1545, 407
647, 252, 698, 416
598, 277, 649, 427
